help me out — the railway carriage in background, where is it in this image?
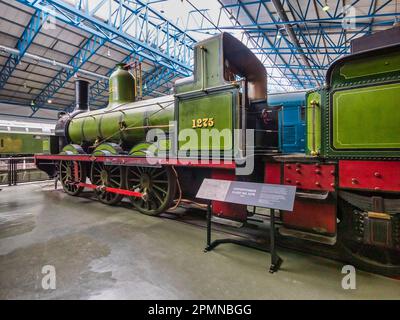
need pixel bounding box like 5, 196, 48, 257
34, 31, 400, 276
0, 120, 54, 156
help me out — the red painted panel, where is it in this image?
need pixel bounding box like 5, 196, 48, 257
283, 199, 336, 235
264, 162, 281, 184
211, 169, 247, 222
283, 163, 336, 191
339, 161, 400, 192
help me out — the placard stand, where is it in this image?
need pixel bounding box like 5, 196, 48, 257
197, 179, 295, 274
204, 201, 283, 273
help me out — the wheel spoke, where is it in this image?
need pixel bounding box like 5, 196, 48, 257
152, 170, 166, 179
110, 178, 120, 186
129, 169, 141, 178
152, 189, 164, 204
153, 179, 168, 184
153, 184, 167, 194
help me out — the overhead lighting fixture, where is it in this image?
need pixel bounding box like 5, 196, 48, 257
107, 47, 111, 57
47, 99, 52, 104
30, 100, 35, 106
322, 1, 330, 12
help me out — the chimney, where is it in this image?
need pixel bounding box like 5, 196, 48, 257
74, 80, 90, 112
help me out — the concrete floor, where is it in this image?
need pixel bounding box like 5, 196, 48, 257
0, 182, 399, 300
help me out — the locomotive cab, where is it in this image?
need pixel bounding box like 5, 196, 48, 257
175, 32, 280, 157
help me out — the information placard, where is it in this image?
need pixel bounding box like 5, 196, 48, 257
197, 179, 296, 211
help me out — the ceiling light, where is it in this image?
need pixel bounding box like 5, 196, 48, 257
322, 1, 330, 11
47, 99, 52, 104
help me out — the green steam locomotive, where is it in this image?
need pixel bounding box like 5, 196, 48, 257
36, 31, 400, 276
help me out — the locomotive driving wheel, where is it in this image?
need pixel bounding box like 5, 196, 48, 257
90, 162, 124, 205
125, 165, 177, 215
338, 198, 400, 277
59, 160, 86, 196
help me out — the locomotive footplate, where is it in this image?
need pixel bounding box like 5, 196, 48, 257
35, 154, 237, 169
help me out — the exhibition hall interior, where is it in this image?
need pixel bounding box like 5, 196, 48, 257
0, 0, 399, 302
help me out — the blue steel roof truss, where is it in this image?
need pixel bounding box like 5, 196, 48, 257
12, 0, 196, 115
0, 9, 48, 91
216, 0, 398, 90
2, 0, 398, 117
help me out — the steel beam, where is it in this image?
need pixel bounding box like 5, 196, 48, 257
15, 0, 195, 76
0, 9, 47, 90
30, 35, 106, 116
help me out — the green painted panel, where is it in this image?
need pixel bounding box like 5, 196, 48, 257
82, 116, 100, 143
332, 83, 400, 150
68, 117, 85, 144
99, 113, 121, 142
340, 52, 400, 80
60, 144, 82, 155
42, 139, 49, 152
92, 143, 120, 156
0, 133, 47, 154
148, 104, 174, 130
175, 36, 223, 94
120, 108, 146, 143
178, 92, 234, 151
306, 91, 322, 155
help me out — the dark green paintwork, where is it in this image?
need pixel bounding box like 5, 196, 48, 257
332, 83, 400, 150
321, 45, 400, 159
339, 52, 400, 81
330, 50, 400, 86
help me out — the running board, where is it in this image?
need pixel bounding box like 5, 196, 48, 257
279, 227, 337, 245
